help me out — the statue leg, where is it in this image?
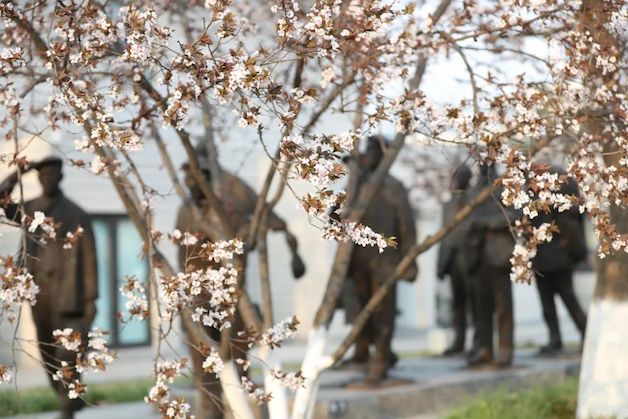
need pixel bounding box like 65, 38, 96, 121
35, 318, 85, 419
366, 279, 396, 383
554, 270, 587, 338
493, 268, 514, 366
352, 329, 371, 364
444, 263, 467, 355
466, 272, 479, 354
535, 274, 563, 353
467, 268, 494, 366
350, 276, 371, 364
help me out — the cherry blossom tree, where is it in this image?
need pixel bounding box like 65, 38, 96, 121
0, 0, 625, 418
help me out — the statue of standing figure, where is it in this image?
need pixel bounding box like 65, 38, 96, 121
340, 136, 418, 386
0, 157, 98, 419
464, 162, 516, 368
176, 151, 305, 419
532, 167, 588, 354
437, 163, 474, 356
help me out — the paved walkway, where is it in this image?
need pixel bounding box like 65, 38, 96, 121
8, 319, 581, 390
6, 348, 580, 419
6, 401, 159, 419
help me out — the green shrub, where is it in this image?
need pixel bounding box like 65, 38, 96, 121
0, 378, 155, 416
447, 376, 579, 419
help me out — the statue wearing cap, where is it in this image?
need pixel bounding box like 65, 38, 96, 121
531, 167, 588, 355
0, 156, 98, 419
436, 163, 475, 356
464, 162, 516, 368
176, 145, 305, 418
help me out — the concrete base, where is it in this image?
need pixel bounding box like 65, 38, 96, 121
577, 300, 628, 418
307, 351, 579, 419
169, 350, 579, 419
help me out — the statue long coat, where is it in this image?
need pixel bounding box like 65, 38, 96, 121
437, 189, 473, 350
344, 174, 417, 321
6, 191, 97, 414
20, 193, 98, 327
532, 173, 588, 348
465, 172, 516, 365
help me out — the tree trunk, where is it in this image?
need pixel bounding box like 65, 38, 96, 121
576, 1, 627, 417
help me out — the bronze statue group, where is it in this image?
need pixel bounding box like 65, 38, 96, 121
0, 136, 588, 418
437, 161, 588, 368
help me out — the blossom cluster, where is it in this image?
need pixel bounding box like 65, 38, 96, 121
259, 316, 299, 349
280, 131, 395, 251
241, 375, 272, 405
201, 347, 224, 376
322, 220, 393, 254
163, 265, 239, 329
269, 368, 305, 391
63, 226, 85, 249
24, 211, 57, 243
201, 239, 245, 263
0, 257, 39, 321
145, 359, 193, 419
509, 221, 558, 284
0, 364, 12, 384
119, 276, 150, 322
119, 6, 172, 65
50, 328, 115, 400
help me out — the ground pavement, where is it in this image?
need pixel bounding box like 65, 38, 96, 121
4, 320, 582, 418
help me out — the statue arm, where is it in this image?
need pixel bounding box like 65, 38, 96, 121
81, 220, 99, 327
267, 210, 306, 279
0, 171, 21, 221
267, 209, 287, 232
436, 201, 454, 280
395, 183, 418, 281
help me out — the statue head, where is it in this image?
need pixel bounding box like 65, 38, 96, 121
451, 163, 472, 191
181, 157, 211, 201
360, 135, 386, 172
478, 161, 498, 185
33, 157, 63, 198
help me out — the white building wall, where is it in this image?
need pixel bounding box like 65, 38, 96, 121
0, 125, 599, 369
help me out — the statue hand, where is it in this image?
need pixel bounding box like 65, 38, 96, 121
0, 171, 20, 197
400, 261, 418, 282
291, 254, 306, 279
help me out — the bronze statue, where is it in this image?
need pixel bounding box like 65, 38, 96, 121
341, 136, 418, 385
176, 154, 305, 418
0, 157, 98, 419
465, 163, 516, 368
532, 168, 588, 354
437, 164, 474, 356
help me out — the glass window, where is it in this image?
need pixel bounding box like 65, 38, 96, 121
92, 215, 150, 347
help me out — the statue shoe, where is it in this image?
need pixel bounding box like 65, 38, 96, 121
466, 348, 493, 368
539, 342, 563, 356
336, 359, 368, 372
442, 344, 465, 357
388, 351, 399, 368
495, 352, 513, 368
